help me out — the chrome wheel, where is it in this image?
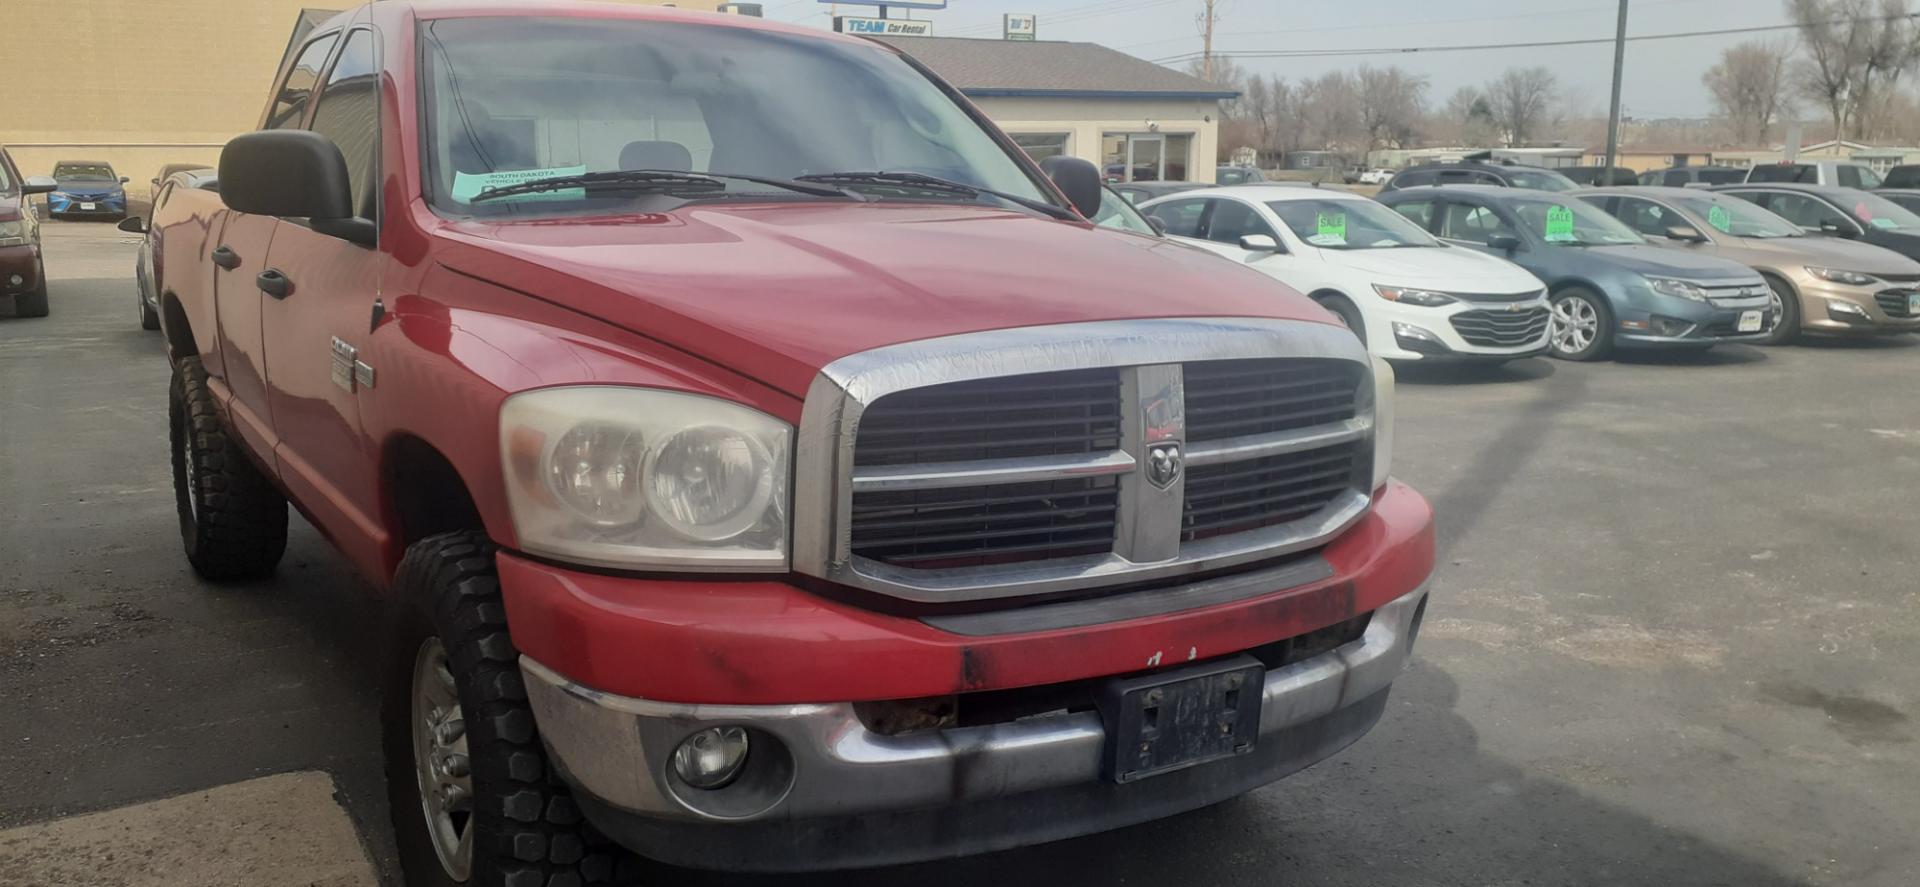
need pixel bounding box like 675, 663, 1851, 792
177, 402, 199, 525
1768, 289, 1784, 326
411, 638, 474, 881
1550, 296, 1599, 355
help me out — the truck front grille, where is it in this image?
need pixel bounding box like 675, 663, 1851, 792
1449, 306, 1551, 347
799, 319, 1379, 604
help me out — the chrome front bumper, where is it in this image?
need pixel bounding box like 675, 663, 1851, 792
520, 582, 1429, 870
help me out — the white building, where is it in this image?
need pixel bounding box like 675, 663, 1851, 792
875, 36, 1238, 184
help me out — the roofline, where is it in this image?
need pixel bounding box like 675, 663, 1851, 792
961, 87, 1239, 100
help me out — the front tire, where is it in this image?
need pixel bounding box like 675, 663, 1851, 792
384, 531, 629, 887
170, 356, 288, 579
14, 273, 49, 318
1315, 294, 1368, 347
140, 297, 160, 330
1760, 276, 1801, 345
1548, 287, 1614, 361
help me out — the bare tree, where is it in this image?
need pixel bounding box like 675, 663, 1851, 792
1785, 0, 1920, 140
1354, 65, 1430, 153
1704, 40, 1795, 144
1185, 55, 1249, 120
1298, 71, 1362, 151
1485, 67, 1559, 146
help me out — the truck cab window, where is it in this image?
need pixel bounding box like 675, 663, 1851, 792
308, 29, 378, 218
266, 34, 341, 129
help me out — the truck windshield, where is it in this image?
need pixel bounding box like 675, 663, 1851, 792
419, 16, 1052, 217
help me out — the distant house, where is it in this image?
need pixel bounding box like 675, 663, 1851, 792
877, 36, 1238, 184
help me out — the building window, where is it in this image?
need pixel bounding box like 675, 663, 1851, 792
1010, 132, 1071, 162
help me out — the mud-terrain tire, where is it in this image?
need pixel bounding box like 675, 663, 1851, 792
170, 356, 288, 579
384, 531, 635, 887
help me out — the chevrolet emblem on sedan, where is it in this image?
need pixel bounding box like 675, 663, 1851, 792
1146, 441, 1184, 489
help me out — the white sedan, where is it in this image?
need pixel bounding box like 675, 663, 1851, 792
1357, 168, 1396, 185
1138, 186, 1552, 362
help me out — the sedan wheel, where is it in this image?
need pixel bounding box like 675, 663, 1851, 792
1548, 288, 1613, 361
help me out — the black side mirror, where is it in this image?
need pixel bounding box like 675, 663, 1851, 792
1486, 233, 1522, 252
119, 176, 130, 184
20, 176, 56, 196
1147, 216, 1167, 235
1039, 155, 1104, 218
116, 216, 147, 234
1665, 224, 1707, 243
221, 129, 354, 220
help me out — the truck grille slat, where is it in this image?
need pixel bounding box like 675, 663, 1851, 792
852, 368, 1123, 468
1183, 359, 1363, 442
1181, 441, 1362, 541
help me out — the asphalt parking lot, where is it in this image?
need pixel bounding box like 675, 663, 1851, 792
2, 222, 1917, 886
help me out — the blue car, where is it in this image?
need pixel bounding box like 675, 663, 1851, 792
1378, 186, 1775, 360
45, 160, 129, 220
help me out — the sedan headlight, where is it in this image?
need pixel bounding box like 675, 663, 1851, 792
1805, 266, 1878, 286
500, 387, 791, 571
1645, 277, 1709, 301
1372, 284, 1457, 307
1370, 357, 1394, 491
0, 220, 24, 247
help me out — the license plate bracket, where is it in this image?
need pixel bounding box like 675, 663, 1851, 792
1908, 292, 1920, 314
1098, 655, 1264, 784
1737, 310, 1763, 333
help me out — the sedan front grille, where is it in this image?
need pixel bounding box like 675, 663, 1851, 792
1449, 306, 1551, 347
1875, 290, 1917, 318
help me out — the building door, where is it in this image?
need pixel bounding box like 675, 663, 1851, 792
1128, 134, 1166, 182
1104, 133, 1178, 183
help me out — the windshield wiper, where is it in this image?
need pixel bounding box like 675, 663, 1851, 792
469, 169, 860, 203
795, 171, 1078, 221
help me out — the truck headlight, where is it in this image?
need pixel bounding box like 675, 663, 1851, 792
1646, 277, 1709, 301
500, 387, 790, 571
1373, 284, 1457, 307
1370, 357, 1394, 491
0, 220, 24, 247
1805, 266, 1878, 286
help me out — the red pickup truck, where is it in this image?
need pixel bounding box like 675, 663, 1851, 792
138, 3, 1435, 884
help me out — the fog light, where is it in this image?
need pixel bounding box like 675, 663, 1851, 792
7, 274, 21, 287
1391, 322, 1449, 355
1826, 299, 1871, 322
672, 726, 750, 790
1649, 315, 1695, 337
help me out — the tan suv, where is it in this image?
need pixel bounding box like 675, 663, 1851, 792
1581, 186, 1920, 343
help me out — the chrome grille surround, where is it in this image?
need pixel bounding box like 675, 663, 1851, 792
794, 319, 1377, 604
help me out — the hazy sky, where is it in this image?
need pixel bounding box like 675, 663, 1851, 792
761, 0, 1798, 119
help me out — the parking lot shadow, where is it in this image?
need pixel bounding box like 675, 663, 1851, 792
666, 663, 1807, 887
1614, 344, 1769, 367
1793, 334, 1919, 351
1395, 357, 1555, 386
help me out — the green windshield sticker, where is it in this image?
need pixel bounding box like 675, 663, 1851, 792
1315, 211, 1347, 244
451, 165, 588, 203
1544, 204, 1576, 242
1871, 217, 1899, 229
1706, 204, 1732, 233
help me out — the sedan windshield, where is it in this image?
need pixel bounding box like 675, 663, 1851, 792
1841, 191, 1920, 231
1509, 196, 1645, 246
53, 164, 115, 181
1267, 199, 1439, 249
1668, 195, 1802, 238
419, 17, 1051, 218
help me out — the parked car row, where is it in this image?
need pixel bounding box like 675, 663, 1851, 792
1117, 170, 1920, 364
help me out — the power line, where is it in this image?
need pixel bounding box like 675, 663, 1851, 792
1116, 0, 1711, 51
1149, 12, 1920, 65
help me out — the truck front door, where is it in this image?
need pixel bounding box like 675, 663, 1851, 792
258, 26, 386, 577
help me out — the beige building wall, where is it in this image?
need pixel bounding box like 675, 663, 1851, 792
0, 0, 718, 198
974, 96, 1222, 185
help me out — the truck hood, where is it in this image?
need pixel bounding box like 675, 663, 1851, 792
435, 203, 1334, 397
1324, 244, 1543, 291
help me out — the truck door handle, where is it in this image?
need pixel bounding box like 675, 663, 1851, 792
211, 245, 240, 270
256, 268, 292, 299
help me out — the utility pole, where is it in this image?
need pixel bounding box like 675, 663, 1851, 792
1601, 0, 1629, 185
1201, 0, 1218, 82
